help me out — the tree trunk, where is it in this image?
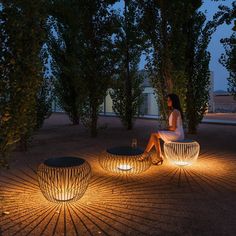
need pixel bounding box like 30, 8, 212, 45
160, 0, 173, 94
71, 110, 80, 125
125, 0, 133, 130
188, 115, 197, 134
90, 102, 98, 137
72, 117, 80, 125
0, 151, 9, 169
185, 18, 198, 134
20, 135, 28, 152
159, 0, 171, 126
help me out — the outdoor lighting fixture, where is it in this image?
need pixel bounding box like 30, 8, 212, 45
37, 157, 91, 203
164, 140, 200, 167
118, 164, 132, 171
100, 146, 151, 174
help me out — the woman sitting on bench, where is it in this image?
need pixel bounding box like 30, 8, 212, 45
142, 93, 184, 165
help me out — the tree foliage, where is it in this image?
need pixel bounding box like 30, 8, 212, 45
185, 11, 217, 133
46, 1, 87, 125
220, 34, 236, 99
35, 76, 52, 130
73, 0, 117, 137
0, 0, 47, 166
48, 0, 116, 136
140, 0, 216, 133
214, 1, 236, 99
140, 0, 193, 120
110, 0, 144, 130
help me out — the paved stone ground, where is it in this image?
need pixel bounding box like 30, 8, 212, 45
0, 114, 236, 236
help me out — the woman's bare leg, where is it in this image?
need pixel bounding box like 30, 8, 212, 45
144, 133, 157, 153
141, 133, 163, 164
153, 133, 162, 161
145, 133, 163, 164
156, 133, 162, 159
138, 134, 156, 161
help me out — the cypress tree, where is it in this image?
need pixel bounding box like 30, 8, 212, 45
215, 1, 236, 99
0, 0, 47, 165
140, 0, 217, 133
110, 0, 144, 130
75, 0, 116, 137
47, 0, 87, 125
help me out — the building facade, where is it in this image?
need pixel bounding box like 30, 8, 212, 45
213, 91, 236, 112
100, 85, 160, 118
100, 71, 216, 117
52, 70, 220, 116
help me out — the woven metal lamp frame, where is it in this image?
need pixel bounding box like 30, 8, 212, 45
164, 140, 200, 166
100, 151, 151, 174
37, 158, 91, 203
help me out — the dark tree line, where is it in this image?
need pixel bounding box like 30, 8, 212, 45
0, 0, 49, 166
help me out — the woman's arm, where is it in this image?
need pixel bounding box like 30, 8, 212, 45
168, 110, 178, 131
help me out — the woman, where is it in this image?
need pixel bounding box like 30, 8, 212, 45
142, 93, 184, 165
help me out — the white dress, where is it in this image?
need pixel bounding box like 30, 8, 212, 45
158, 109, 184, 143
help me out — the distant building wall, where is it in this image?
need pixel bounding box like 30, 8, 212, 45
104, 89, 114, 114
214, 94, 236, 112
99, 70, 160, 118
100, 87, 160, 118
52, 70, 216, 116
52, 99, 64, 112
142, 87, 159, 117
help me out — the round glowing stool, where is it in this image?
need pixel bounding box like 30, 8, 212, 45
37, 157, 91, 203
164, 140, 200, 166
100, 146, 151, 174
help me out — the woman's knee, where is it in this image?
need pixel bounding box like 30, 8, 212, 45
151, 133, 159, 140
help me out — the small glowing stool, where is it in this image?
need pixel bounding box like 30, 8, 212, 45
37, 157, 91, 203
100, 146, 151, 174
164, 140, 200, 166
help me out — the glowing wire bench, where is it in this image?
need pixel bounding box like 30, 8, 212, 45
37, 157, 91, 203
100, 146, 151, 174
164, 140, 200, 166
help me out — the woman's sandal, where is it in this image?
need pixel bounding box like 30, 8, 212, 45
152, 159, 163, 165
138, 151, 149, 161
152, 155, 164, 165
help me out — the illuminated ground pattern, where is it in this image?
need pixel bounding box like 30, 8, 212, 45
0, 115, 236, 235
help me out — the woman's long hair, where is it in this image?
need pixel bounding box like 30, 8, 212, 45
167, 93, 184, 120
